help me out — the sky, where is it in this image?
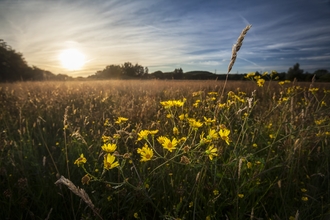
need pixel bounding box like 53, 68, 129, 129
1, 0, 330, 77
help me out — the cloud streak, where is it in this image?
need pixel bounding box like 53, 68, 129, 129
1, 0, 329, 77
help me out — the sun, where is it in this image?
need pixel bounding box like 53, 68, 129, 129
59, 48, 86, 70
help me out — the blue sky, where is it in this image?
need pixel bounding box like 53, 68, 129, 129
1, 0, 330, 77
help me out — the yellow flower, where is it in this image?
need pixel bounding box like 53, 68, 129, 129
102, 135, 111, 143
238, 194, 244, 198
205, 145, 218, 160
252, 143, 258, 148
207, 129, 219, 140
257, 78, 265, 87
213, 189, 219, 196
301, 196, 308, 201
173, 127, 179, 135
137, 144, 153, 162
247, 162, 252, 169
179, 114, 185, 120
74, 154, 87, 167
134, 213, 139, 219
149, 130, 159, 135
103, 153, 119, 170
219, 128, 230, 145
301, 188, 307, 192
188, 118, 203, 129
137, 130, 158, 141
115, 117, 128, 124
158, 136, 178, 152
218, 103, 226, 108
309, 88, 319, 94
160, 100, 184, 108
204, 117, 215, 125
101, 143, 117, 153
245, 72, 255, 79
137, 130, 150, 141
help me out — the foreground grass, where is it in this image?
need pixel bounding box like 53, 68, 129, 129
0, 79, 329, 219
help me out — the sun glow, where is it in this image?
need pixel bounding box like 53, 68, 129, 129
59, 48, 86, 70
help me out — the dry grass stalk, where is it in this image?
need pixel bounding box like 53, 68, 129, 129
220, 24, 252, 102
55, 176, 103, 220
227, 24, 252, 74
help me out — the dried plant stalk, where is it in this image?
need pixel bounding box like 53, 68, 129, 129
55, 176, 103, 219
227, 24, 252, 74
220, 24, 252, 102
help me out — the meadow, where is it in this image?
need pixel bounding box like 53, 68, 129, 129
0, 78, 330, 219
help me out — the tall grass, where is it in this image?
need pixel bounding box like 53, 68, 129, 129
0, 79, 329, 219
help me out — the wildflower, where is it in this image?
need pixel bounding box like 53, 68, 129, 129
247, 162, 252, 169
160, 100, 184, 108
301, 196, 308, 201
173, 127, 179, 135
188, 118, 203, 129
219, 128, 230, 145
113, 134, 121, 139
245, 72, 255, 79
203, 117, 215, 125
213, 189, 219, 196
137, 130, 150, 141
207, 129, 218, 140
309, 88, 319, 94
179, 114, 185, 120
252, 143, 258, 148
189, 201, 193, 208
238, 194, 244, 198
269, 134, 275, 139
101, 143, 117, 153
257, 78, 265, 87
104, 119, 110, 126
137, 144, 153, 162
166, 113, 173, 118
205, 145, 218, 160
74, 154, 87, 167
103, 153, 119, 170
149, 130, 158, 135
218, 103, 226, 108
301, 188, 307, 192
321, 101, 327, 107
208, 91, 218, 96
115, 117, 128, 124
134, 213, 139, 219
278, 81, 285, 85
193, 100, 201, 107
315, 119, 326, 125
102, 135, 111, 143
158, 136, 178, 152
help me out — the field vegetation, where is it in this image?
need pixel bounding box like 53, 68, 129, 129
0, 78, 330, 219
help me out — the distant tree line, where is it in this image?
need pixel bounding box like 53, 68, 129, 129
0, 39, 72, 82
1, 39, 329, 82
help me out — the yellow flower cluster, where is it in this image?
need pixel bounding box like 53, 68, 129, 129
160, 99, 185, 108
137, 130, 159, 141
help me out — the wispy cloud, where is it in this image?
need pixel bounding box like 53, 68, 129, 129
1, 0, 329, 76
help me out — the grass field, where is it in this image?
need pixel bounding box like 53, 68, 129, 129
0, 79, 330, 219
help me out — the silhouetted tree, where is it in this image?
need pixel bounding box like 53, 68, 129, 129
173, 68, 183, 79
96, 64, 122, 79
286, 63, 304, 81
0, 39, 32, 81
